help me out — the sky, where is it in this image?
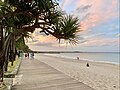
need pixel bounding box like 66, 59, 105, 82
26, 0, 119, 52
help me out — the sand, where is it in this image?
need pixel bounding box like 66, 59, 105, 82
35, 54, 120, 90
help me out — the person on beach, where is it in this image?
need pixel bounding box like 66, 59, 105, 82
77, 57, 79, 60
86, 63, 89, 67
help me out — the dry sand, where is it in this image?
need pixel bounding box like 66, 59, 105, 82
35, 54, 120, 90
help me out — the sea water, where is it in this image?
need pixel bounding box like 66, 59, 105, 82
45, 52, 119, 64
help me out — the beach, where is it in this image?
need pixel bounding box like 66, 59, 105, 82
35, 54, 119, 90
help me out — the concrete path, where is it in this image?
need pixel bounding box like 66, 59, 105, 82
12, 57, 94, 90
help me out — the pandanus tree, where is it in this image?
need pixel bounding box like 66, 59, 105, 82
0, 0, 81, 84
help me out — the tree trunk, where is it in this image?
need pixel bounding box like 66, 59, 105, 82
5, 48, 10, 72
0, 25, 4, 83
5, 61, 8, 71
11, 61, 14, 66
0, 25, 3, 49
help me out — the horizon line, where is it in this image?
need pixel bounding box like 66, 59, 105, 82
32, 51, 119, 53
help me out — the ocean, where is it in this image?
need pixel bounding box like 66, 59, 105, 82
44, 52, 119, 64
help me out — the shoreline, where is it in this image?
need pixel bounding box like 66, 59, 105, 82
35, 54, 119, 90
43, 53, 119, 65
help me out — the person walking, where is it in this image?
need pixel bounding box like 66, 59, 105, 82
25, 53, 27, 58
30, 52, 34, 60
27, 53, 29, 59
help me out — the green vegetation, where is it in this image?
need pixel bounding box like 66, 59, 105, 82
0, 59, 18, 89
0, 0, 81, 85
0, 83, 6, 90
6, 59, 18, 73
16, 36, 31, 52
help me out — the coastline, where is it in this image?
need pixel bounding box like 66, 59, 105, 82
35, 54, 119, 90
44, 53, 119, 65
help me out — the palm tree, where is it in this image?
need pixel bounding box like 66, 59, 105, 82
50, 15, 80, 45
0, 0, 81, 85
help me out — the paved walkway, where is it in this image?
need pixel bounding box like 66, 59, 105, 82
12, 58, 94, 90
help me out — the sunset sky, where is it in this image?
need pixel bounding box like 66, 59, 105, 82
27, 0, 119, 52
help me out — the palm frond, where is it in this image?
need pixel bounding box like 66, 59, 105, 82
53, 15, 81, 45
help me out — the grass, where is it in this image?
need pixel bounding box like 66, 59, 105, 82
7, 59, 19, 73
0, 59, 19, 89
0, 81, 6, 90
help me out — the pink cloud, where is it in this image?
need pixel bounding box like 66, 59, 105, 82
31, 31, 56, 43
75, 0, 119, 30
27, 0, 119, 49
79, 37, 119, 47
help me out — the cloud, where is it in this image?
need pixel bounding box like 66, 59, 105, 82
75, 5, 91, 13
82, 33, 106, 38
73, 0, 119, 30
30, 42, 53, 47
31, 30, 56, 43
26, 30, 57, 46
26, 0, 119, 51
27, 30, 71, 48
60, 0, 74, 10
109, 24, 119, 31
79, 37, 119, 47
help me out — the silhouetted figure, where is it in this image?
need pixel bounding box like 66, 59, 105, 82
27, 53, 29, 59
86, 63, 89, 67
77, 57, 79, 60
25, 53, 27, 58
